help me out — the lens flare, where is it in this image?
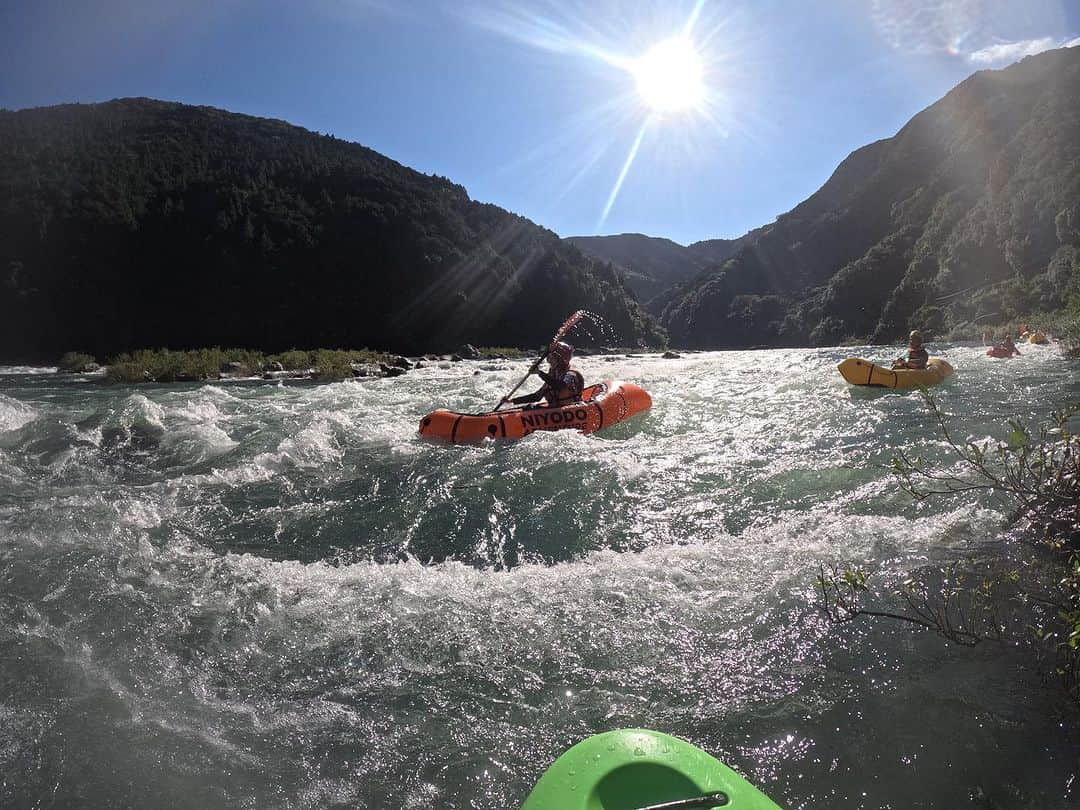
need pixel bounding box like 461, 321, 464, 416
456, 0, 739, 231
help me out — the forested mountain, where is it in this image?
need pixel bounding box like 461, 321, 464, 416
661, 45, 1080, 347
685, 233, 763, 265
566, 231, 754, 312
0, 99, 664, 362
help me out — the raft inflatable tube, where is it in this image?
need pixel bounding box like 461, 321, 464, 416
1028, 332, 1048, 344
418, 380, 651, 443
986, 346, 1015, 358
838, 357, 954, 389
522, 728, 781, 810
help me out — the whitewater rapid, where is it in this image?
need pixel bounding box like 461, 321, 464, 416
1, 345, 1077, 808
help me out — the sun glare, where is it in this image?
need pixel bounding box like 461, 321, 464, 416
633, 37, 706, 113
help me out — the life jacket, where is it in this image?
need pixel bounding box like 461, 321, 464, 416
546, 368, 584, 405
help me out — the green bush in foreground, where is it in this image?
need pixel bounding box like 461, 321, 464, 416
819, 393, 1080, 705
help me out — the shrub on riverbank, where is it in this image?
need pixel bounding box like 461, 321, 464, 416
103, 347, 392, 383
477, 347, 525, 359
940, 309, 1080, 350
106, 348, 228, 382
57, 352, 99, 373
96, 345, 525, 382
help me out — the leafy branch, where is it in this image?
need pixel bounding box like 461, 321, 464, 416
818, 393, 1080, 704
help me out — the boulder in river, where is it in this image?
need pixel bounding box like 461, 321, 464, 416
457, 344, 481, 359
379, 363, 406, 378
351, 363, 382, 378
58, 360, 100, 373
662, 351, 681, 359
390, 355, 412, 369
220, 361, 247, 377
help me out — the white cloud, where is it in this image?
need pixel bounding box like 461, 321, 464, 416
869, 0, 1076, 65
967, 36, 1057, 64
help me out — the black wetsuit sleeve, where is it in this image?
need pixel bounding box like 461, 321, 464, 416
510, 388, 545, 405
535, 369, 557, 386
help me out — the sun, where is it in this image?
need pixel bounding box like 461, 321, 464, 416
632, 37, 706, 113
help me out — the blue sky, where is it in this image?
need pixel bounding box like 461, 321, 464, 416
2, 0, 1079, 245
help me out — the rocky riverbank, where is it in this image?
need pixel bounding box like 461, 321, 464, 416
54, 345, 528, 384
52, 344, 694, 384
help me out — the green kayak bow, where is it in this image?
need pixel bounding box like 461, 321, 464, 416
522, 729, 781, 810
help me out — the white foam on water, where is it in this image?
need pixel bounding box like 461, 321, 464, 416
160, 424, 239, 467
0, 394, 36, 433
151, 388, 243, 467
0, 366, 57, 375
115, 393, 167, 436
1, 344, 1077, 809
173, 396, 225, 424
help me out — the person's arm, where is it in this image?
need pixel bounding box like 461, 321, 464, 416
535, 368, 558, 386
510, 387, 546, 405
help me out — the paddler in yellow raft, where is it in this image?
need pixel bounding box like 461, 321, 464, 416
838, 328, 953, 388
891, 330, 929, 369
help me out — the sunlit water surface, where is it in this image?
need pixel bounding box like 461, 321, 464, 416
1, 345, 1078, 808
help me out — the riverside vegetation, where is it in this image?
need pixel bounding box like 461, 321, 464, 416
0, 99, 663, 364
820, 392, 1080, 705
2, 48, 1078, 366
574, 47, 1080, 350
58, 345, 527, 382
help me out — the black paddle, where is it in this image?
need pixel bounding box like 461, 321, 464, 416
495, 347, 549, 410
634, 793, 730, 810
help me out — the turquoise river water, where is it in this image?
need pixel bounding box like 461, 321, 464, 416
1, 344, 1078, 808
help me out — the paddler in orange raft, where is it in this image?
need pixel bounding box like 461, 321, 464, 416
499, 341, 584, 408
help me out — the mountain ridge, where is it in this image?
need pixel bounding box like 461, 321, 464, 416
0, 97, 664, 361
565, 227, 767, 314
658, 45, 1080, 347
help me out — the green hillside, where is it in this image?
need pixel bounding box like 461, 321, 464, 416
661, 46, 1080, 347
0, 98, 664, 361
565, 231, 757, 313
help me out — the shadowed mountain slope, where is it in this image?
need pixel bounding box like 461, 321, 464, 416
566, 231, 759, 313
660, 46, 1080, 347
0, 98, 664, 361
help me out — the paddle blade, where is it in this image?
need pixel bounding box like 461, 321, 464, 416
553, 310, 586, 343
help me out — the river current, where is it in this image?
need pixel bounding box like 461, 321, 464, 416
1, 344, 1078, 808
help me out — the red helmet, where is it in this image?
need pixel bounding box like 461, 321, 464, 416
549, 341, 573, 368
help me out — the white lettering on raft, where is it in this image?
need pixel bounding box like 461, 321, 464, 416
519, 408, 590, 433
